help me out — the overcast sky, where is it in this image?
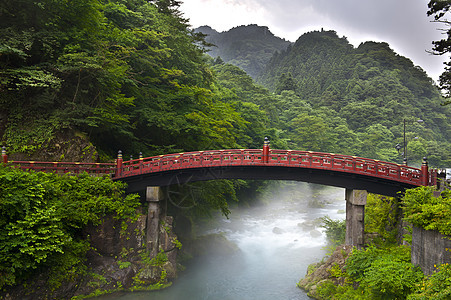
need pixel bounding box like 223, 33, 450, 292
180, 0, 449, 82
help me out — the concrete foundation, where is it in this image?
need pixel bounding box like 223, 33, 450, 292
412, 226, 451, 275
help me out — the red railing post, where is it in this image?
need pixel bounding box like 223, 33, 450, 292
262, 137, 270, 163
139, 152, 143, 174
2, 146, 7, 164
421, 157, 429, 186
116, 150, 123, 178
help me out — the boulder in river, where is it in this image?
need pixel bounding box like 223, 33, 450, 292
272, 227, 284, 234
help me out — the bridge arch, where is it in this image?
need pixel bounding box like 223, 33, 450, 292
2, 143, 437, 249
114, 148, 432, 197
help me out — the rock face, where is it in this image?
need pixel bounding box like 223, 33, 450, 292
7, 129, 99, 163
1, 201, 179, 299
79, 207, 179, 295
298, 245, 353, 299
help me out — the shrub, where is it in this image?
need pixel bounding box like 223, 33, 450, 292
321, 215, 346, 246
361, 259, 423, 299
364, 194, 399, 244
408, 263, 451, 299
402, 186, 451, 236
0, 166, 140, 289
345, 245, 423, 299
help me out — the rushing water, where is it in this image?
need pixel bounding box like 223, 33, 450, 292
98, 183, 345, 300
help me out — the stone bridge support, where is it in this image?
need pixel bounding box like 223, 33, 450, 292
345, 189, 367, 249
146, 186, 162, 257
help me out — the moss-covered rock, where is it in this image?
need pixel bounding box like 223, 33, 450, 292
298, 245, 352, 299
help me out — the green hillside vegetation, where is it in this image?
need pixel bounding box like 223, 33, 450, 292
304, 188, 451, 300
0, 0, 259, 159
2, 1, 449, 168
196, 24, 291, 79
0, 166, 140, 290
257, 30, 451, 166
2, 0, 451, 297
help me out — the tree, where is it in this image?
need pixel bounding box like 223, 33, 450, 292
427, 0, 451, 103
288, 113, 334, 152
275, 72, 298, 94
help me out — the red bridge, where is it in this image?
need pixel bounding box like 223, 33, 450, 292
1, 142, 437, 197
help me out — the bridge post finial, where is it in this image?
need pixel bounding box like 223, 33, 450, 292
139, 152, 143, 160
1, 146, 7, 164
262, 137, 270, 163
421, 157, 429, 186
116, 150, 123, 177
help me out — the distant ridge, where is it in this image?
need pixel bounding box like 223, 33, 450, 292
195, 24, 291, 78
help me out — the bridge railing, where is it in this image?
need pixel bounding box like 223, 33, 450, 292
114, 149, 427, 187
266, 150, 423, 185
118, 149, 264, 177
2, 147, 433, 187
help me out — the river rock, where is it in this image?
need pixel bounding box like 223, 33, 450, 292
298, 221, 315, 231
310, 229, 322, 238
272, 227, 284, 234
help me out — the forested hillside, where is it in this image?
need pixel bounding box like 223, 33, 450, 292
256, 30, 451, 166
1, 0, 451, 297
196, 24, 291, 79
1, 0, 270, 160
193, 25, 451, 167
3, 0, 449, 167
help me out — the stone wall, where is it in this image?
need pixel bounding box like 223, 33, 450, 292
412, 226, 451, 275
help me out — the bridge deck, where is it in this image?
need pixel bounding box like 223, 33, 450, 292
4, 148, 435, 196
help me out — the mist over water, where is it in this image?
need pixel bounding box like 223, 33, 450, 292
99, 182, 345, 300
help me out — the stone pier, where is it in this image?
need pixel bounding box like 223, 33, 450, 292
146, 186, 162, 257
345, 189, 367, 249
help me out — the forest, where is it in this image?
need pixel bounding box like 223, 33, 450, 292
199, 26, 451, 167
2, 1, 450, 168
1, 0, 451, 298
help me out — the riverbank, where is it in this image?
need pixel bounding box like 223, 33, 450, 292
297, 245, 353, 298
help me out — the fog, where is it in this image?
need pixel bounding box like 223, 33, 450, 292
99, 182, 346, 300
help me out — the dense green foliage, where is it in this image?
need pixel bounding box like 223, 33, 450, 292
0, 0, 267, 219
402, 186, 451, 236
0, 0, 257, 157
314, 243, 451, 300
308, 245, 424, 300
345, 245, 423, 299
0, 166, 140, 289
256, 30, 451, 166
307, 189, 451, 300
198, 26, 451, 166
408, 262, 451, 299
364, 194, 399, 245
2, 1, 450, 167
427, 0, 451, 103
320, 216, 346, 247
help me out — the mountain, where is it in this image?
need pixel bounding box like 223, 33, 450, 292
195, 24, 291, 78
256, 29, 451, 165
203, 27, 450, 166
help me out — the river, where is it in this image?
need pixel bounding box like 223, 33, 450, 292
98, 182, 345, 300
